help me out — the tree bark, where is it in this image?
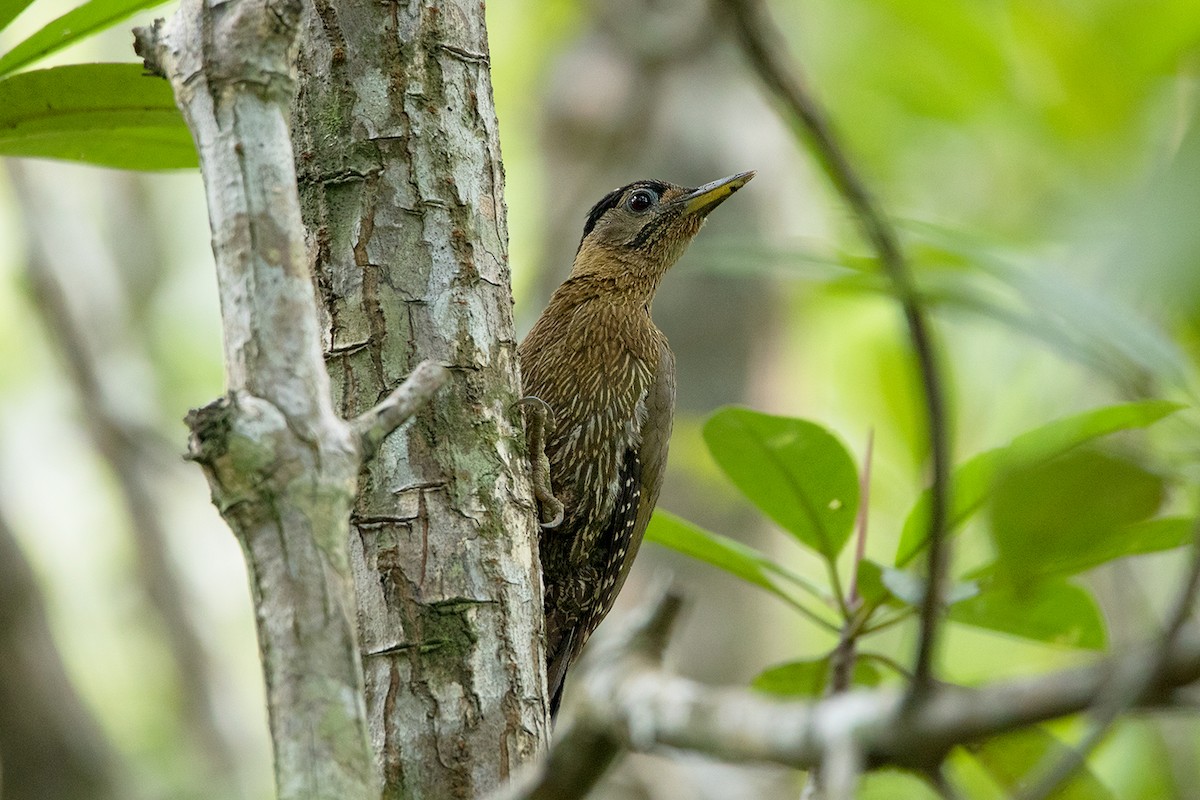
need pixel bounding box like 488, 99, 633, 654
135, 1, 387, 796
293, 1, 549, 797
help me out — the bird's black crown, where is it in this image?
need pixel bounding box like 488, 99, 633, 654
580, 179, 672, 241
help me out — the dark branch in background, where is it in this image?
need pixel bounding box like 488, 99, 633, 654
494, 589, 1200, 800
7, 161, 243, 794
714, 0, 952, 697
1019, 514, 1200, 800
0, 508, 123, 800
487, 720, 621, 800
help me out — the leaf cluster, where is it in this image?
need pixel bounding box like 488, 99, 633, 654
648, 400, 1188, 796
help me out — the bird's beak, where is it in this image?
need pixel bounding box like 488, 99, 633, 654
677, 170, 756, 217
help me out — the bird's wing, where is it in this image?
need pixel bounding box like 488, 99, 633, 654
546, 445, 644, 717
615, 341, 676, 602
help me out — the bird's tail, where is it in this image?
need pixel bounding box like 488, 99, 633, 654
545, 626, 577, 722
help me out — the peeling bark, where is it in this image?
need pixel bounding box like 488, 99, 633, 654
140, 0, 547, 794
135, 0, 387, 796
293, 1, 549, 797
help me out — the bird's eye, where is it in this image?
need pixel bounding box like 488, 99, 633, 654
626, 189, 656, 213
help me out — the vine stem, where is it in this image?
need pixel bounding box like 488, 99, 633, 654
716, 0, 951, 700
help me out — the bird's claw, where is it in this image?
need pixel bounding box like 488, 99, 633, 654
516, 394, 564, 529
514, 395, 556, 430
539, 499, 565, 530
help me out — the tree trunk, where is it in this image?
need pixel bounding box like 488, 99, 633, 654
293, 1, 550, 797
135, 1, 382, 796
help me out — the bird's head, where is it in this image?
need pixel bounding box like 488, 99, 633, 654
570, 171, 755, 287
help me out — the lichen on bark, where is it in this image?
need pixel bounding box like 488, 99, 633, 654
294, 0, 550, 796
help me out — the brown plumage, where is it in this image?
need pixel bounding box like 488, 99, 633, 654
519, 171, 754, 717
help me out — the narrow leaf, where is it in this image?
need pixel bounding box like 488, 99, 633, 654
897, 400, 1182, 566
752, 657, 880, 697
855, 559, 890, 606
0, 0, 173, 77
905, 220, 1195, 393
0, 0, 39, 37
0, 63, 196, 170
704, 407, 859, 560
646, 510, 824, 608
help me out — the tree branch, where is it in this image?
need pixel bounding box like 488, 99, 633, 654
0, 507, 123, 800
352, 360, 450, 460
495, 591, 1200, 800
714, 0, 952, 697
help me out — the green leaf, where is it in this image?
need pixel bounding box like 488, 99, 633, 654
968, 727, 1116, 800
855, 559, 890, 606
856, 770, 941, 800
0, 63, 196, 170
704, 407, 859, 560
646, 510, 825, 607
987, 450, 1164, 581
949, 579, 1106, 649
0, 0, 173, 77
896, 400, 1182, 566
752, 658, 830, 696
752, 657, 880, 697
856, 559, 978, 610
0, 0, 39, 37
972, 516, 1196, 584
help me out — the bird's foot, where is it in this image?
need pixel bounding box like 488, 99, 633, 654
515, 396, 565, 529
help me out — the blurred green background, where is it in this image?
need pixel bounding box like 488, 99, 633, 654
2, 0, 1200, 798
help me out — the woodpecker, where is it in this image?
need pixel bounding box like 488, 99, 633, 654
519, 171, 754, 716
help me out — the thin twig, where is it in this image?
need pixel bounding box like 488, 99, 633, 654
861, 607, 917, 636
715, 0, 951, 698
859, 651, 916, 681
770, 561, 839, 608
352, 360, 450, 459
847, 429, 875, 607
1018, 513, 1200, 800
779, 594, 843, 634
830, 603, 874, 695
